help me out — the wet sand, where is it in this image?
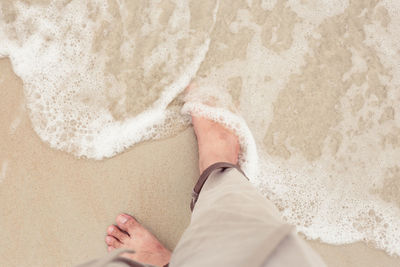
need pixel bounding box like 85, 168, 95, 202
1, 58, 399, 266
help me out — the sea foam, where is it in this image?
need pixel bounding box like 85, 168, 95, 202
0, 0, 218, 158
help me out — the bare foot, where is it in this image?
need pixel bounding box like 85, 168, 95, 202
192, 117, 240, 173
186, 83, 240, 173
105, 214, 171, 267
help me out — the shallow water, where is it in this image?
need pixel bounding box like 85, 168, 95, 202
1, 0, 400, 255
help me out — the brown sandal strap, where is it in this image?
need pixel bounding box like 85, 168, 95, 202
190, 162, 247, 211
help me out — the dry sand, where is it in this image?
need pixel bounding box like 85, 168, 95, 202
1, 58, 399, 266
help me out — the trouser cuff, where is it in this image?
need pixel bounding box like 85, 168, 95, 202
190, 162, 247, 211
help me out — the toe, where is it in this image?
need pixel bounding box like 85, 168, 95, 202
105, 235, 122, 248
107, 246, 114, 252
107, 225, 129, 242
116, 214, 137, 235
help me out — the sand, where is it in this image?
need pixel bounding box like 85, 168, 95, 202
1, 58, 399, 266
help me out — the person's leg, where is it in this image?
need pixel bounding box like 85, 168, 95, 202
171, 166, 326, 267
169, 112, 326, 267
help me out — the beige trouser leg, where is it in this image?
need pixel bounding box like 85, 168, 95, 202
170, 166, 326, 267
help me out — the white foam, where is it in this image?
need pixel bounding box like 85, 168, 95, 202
0, 0, 219, 158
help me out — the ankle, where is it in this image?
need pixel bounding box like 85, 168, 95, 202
199, 150, 238, 173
